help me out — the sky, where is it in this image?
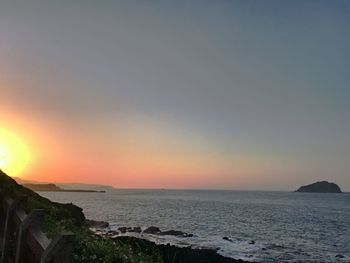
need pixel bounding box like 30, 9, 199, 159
0, 0, 349, 190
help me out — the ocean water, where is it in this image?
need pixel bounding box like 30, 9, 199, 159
40, 190, 350, 262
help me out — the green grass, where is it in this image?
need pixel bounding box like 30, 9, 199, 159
72, 230, 163, 263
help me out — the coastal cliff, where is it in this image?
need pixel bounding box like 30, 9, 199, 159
296, 181, 342, 193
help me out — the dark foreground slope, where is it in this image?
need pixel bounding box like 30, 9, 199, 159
296, 181, 342, 193
0, 170, 250, 263
0, 170, 85, 226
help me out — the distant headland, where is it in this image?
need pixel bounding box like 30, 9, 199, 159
296, 181, 342, 193
12, 177, 110, 192
22, 183, 105, 192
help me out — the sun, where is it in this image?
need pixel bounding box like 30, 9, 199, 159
0, 128, 31, 177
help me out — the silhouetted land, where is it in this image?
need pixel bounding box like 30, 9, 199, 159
23, 183, 105, 192
13, 177, 112, 192
296, 181, 342, 193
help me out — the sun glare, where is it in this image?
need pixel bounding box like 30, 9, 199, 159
0, 128, 31, 177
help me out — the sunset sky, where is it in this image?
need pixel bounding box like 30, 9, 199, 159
1, 0, 349, 190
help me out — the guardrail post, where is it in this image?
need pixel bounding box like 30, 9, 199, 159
40, 232, 75, 263
1, 198, 19, 263
15, 209, 45, 263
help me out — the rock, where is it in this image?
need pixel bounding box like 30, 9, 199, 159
143, 226, 161, 234
85, 219, 109, 228
117, 226, 142, 234
93, 230, 106, 236
223, 237, 233, 242
142, 227, 193, 237
106, 230, 119, 237
296, 181, 342, 193
118, 227, 133, 233
130, 227, 142, 233
335, 254, 344, 258
113, 236, 250, 263
159, 230, 193, 237
118, 227, 126, 233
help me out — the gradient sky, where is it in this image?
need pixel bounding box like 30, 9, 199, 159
1, 0, 349, 190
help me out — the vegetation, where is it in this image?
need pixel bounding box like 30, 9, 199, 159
0, 170, 163, 263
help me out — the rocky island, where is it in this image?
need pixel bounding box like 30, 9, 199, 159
296, 181, 342, 193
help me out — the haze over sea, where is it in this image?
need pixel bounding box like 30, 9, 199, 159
41, 189, 350, 263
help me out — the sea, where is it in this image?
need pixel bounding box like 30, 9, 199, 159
40, 190, 350, 263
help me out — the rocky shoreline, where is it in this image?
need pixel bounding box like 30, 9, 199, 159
86, 220, 253, 263
0, 170, 251, 263
114, 236, 250, 263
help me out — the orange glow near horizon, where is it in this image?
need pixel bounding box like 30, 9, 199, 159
0, 128, 32, 177
0, 112, 283, 189
0, 109, 289, 189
